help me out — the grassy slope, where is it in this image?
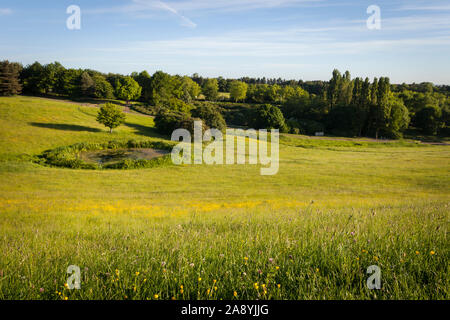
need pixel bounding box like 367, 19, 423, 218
0, 96, 448, 300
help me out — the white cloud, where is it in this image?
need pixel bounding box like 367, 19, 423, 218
159, 0, 324, 12
83, 0, 197, 28
85, 0, 324, 16
92, 28, 450, 59
0, 8, 12, 15
395, 4, 450, 11
85, 0, 197, 28
350, 14, 450, 32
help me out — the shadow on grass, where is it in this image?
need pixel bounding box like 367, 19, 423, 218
29, 122, 101, 133
29, 121, 170, 139
22, 94, 130, 107
124, 122, 168, 139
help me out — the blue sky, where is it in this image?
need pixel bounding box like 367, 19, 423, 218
1, 0, 449, 84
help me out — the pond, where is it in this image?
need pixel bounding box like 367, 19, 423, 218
80, 148, 170, 166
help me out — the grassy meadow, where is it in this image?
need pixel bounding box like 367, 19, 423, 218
0, 96, 448, 300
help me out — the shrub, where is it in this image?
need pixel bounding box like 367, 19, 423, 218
154, 111, 190, 136
191, 104, 226, 132
103, 155, 172, 169
251, 104, 286, 130
37, 140, 174, 170
291, 127, 300, 135
154, 110, 209, 136
162, 98, 193, 114
297, 119, 325, 135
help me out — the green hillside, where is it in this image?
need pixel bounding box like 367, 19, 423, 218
0, 96, 448, 300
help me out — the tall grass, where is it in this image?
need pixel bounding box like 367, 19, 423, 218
0, 96, 448, 300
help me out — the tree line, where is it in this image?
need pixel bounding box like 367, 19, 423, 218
0, 60, 448, 138
215, 71, 449, 138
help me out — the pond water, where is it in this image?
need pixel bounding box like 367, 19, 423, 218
80, 148, 170, 165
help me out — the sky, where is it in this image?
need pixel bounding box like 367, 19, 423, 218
0, 0, 449, 84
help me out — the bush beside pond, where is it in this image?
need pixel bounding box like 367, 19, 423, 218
36, 140, 175, 170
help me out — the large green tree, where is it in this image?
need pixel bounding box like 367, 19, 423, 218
386, 97, 410, 138
148, 71, 175, 106
327, 69, 342, 109
132, 70, 152, 102
351, 77, 371, 136
173, 76, 201, 103
202, 78, 219, 101
115, 76, 142, 105
96, 103, 126, 133
371, 77, 391, 139
41, 62, 65, 94
92, 74, 115, 99
414, 105, 443, 135
58, 69, 83, 97
229, 80, 248, 102
21, 62, 45, 95
80, 72, 95, 97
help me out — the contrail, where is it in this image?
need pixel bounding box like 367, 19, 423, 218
134, 0, 197, 28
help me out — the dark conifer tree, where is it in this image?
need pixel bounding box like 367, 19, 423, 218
0, 60, 22, 96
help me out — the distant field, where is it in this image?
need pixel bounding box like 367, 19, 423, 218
0, 96, 448, 300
